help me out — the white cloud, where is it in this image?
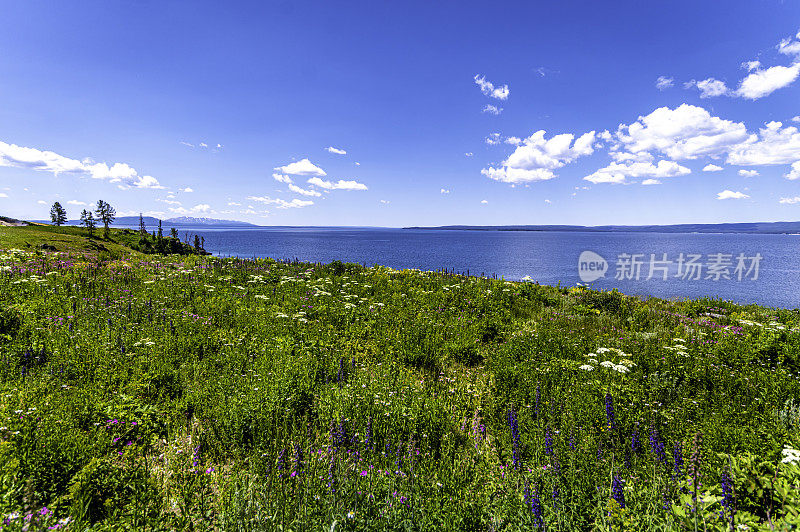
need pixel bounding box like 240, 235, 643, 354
440, 188, 450, 194
66, 200, 87, 206
247, 195, 314, 209
192, 203, 211, 213
655, 76, 674, 90
505, 136, 522, 145
157, 198, 182, 205
307, 177, 368, 190
584, 160, 690, 185
272, 173, 293, 184
227, 201, 241, 206
0, 140, 164, 189
726, 121, 800, 166
482, 104, 503, 115
778, 29, 800, 57
688, 30, 800, 100
786, 161, 800, 180
703, 164, 724, 172
288, 183, 322, 197
199, 142, 208, 148
485, 133, 501, 145
544, 199, 551, 203
182, 187, 194, 193
780, 196, 800, 204
379, 199, 390, 204
465, 152, 473, 157
480, 199, 488, 204
482, 130, 596, 184
738, 169, 759, 177
793, 116, 800, 123
274, 158, 327, 176
180, 141, 194, 148
735, 63, 800, 100
694, 78, 731, 98
474, 75, 509, 100
717, 190, 750, 200
616, 104, 749, 160
168, 203, 214, 215
355, 162, 360, 166
37, 200, 46, 204
216, 143, 223, 149
326, 146, 347, 155
641, 179, 661, 185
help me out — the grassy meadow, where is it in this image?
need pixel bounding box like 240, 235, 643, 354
1, 227, 800, 530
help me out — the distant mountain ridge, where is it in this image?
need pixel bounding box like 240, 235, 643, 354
405, 221, 800, 234
48, 216, 258, 227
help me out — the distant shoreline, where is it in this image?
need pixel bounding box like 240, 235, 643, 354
403, 221, 800, 235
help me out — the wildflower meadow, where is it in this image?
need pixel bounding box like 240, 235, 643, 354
1, 240, 799, 530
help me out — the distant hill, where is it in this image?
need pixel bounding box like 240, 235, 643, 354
405, 221, 800, 234
39, 216, 258, 228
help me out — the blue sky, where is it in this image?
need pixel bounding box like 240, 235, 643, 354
1, 0, 800, 227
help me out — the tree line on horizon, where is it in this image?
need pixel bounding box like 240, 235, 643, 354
48, 201, 207, 255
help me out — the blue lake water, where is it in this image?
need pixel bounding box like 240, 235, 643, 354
140, 227, 800, 309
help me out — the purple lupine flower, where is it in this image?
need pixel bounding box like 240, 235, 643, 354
507, 408, 521, 470
552, 485, 560, 510
192, 445, 201, 470
327, 451, 336, 493
631, 427, 642, 455
524, 479, 544, 528
649, 427, 666, 464
720, 467, 735, 523
276, 447, 287, 479
544, 427, 554, 457
597, 441, 604, 461
673, 441, 684, 478
605, 393, 616, 431
365, 416, 373, 451
611, 473, 625, 508
292, 443, 304, 478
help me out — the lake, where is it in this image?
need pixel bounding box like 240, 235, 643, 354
132, 226, 800, 309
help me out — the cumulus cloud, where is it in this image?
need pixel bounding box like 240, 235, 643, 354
780, 196, 800, 204
307, 177, 368, 190
641, 179, 661, 185
485, 133, 501, 145
67, 200, 87, 206
655, 76, 674, 90
505, 136, 522, 145
474, 75, 509, 100
169, 203, 214, 215
482, 130, 596, 184
687, 30, 800, 100
738, 169, 759, 177
247, 195, 314, 209
440, 188, 450, 194
157, 198, 182, 205
615, 104, 749, 160
735, 63, 800, 100
482, 104, 503, 115
288, 183, 322, 197
0, 140, 164, 189
685, 78, 731, 98
786, 161, 800, 180
272, 173, 293, 184
480, 199, 488, 204
703, 164, 724, 172
584, 160, 690, 185
726, 121, 800, 166
717, 190, 750, 200
274, 158, 327, 176
326, 146, 347, 155
182, 187, 194, 193
379, 199, 390, 204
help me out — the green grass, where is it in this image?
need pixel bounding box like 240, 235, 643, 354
0, 240, 799, 530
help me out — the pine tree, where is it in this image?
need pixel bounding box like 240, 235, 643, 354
138, 213, 147, 235
95, 200, 116, 237
80, 209, 96, 236
49, 202, 67, 226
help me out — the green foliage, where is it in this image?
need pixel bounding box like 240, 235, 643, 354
0, 245, 797, 529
